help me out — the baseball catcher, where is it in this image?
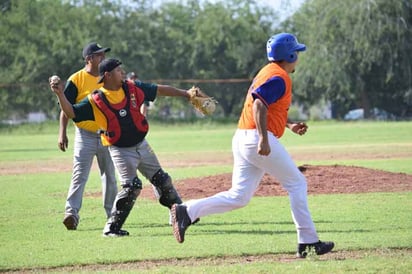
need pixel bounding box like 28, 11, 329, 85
188, 86, 217, 115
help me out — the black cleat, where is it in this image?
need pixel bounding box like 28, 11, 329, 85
171, 204, 192, 243
297, 240, 335, 258
103, 229, 130, 237
63, 215, 78, 230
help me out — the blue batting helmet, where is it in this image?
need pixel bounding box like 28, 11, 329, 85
266, 33, 306, 63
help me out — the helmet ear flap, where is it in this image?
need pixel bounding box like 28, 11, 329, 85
286, 52, 297, 63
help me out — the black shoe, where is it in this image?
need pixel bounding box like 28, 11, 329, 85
103, 229, 130, 237
63, 215, 78, 230
169, 213, 199, 226
297, 241, 335, 258
171, 204, 192, 243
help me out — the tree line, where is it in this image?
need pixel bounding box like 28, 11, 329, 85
0, 0, 410, 122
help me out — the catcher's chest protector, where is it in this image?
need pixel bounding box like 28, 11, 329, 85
92, 82, 148, 147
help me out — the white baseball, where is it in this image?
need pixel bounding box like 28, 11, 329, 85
203, 100, 216, 115
50, 75, 61, 84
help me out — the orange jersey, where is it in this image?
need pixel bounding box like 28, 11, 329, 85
238, 62, 292, 138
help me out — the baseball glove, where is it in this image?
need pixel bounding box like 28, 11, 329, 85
188, 86, 217, 115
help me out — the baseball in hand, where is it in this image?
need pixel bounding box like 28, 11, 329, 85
202, 100, 216, 115
49, 75, 61, 85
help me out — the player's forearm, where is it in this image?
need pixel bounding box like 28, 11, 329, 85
56, 94, 76, 119
59, 111, 69, 133
157, 85, 190, 99
253, 99, 268, 140
286, 119, 299, 130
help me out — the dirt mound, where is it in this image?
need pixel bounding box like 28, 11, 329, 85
140, 165, 412, 200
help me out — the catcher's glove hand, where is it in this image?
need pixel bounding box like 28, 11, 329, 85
188, 86, 218, 115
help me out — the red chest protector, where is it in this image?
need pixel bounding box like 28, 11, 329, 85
91, 80, 149, 147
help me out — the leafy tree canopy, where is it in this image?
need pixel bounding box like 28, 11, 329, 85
1, 0, 411, 121
286, 0, 412, 118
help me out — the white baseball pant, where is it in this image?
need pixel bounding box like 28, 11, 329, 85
184, 129, 319, 244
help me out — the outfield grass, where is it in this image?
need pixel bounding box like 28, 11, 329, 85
0, 121, 411, 272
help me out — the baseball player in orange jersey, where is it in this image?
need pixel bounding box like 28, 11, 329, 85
171, 33, 335, 258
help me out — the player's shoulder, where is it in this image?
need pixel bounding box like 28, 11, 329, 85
135, 80, 157, 93
66, 68, 82, 82
70, 69, 99, 85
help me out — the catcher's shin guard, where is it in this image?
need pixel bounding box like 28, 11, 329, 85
151, 169, 182, 208
103, 177, 142, 233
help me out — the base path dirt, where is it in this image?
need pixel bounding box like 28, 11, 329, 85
140, 165, 412, 199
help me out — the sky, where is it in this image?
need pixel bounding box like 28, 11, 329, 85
259, 0, 305, 12
153, 0, 306, 18
259, 0, 305, 21
129, 0, 306, 25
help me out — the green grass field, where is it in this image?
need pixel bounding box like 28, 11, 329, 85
0, 121, 411, 273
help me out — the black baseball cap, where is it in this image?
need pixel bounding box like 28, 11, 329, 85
82, 42, 111, 58
97, 58, 122, 83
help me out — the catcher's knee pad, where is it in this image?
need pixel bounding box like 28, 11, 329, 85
116, 177, 142, 211
151, 169, 182, 209
105, 177, 142, 233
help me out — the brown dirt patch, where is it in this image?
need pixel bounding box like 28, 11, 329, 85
140, 164, 412, 199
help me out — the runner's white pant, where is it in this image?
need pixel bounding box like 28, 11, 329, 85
184, 129, 319, 244
65, 127, 118, 218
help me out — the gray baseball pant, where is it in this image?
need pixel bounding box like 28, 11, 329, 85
65, 127, 118, 219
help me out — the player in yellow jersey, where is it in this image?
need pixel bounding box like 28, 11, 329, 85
58, 43, 117, 230
50, 58, 196, 236
170, 33, 334, 258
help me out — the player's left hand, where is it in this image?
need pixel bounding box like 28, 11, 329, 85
289, 122, 308, 136
257, 138, 271, 156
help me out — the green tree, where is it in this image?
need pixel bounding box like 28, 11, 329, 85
116, 0, 277, 118
0, 0, 105, 119
0, 0, 281, 120
286, 0, 412, 118
188, 0, 275, 117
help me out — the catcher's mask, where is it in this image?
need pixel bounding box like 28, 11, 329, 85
266, 33, 306, 63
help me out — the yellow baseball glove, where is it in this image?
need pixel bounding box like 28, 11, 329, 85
188, 86, 218, 115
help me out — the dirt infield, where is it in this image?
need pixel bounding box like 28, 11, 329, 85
2, 159, 410, 196
140, 164, 412, 199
